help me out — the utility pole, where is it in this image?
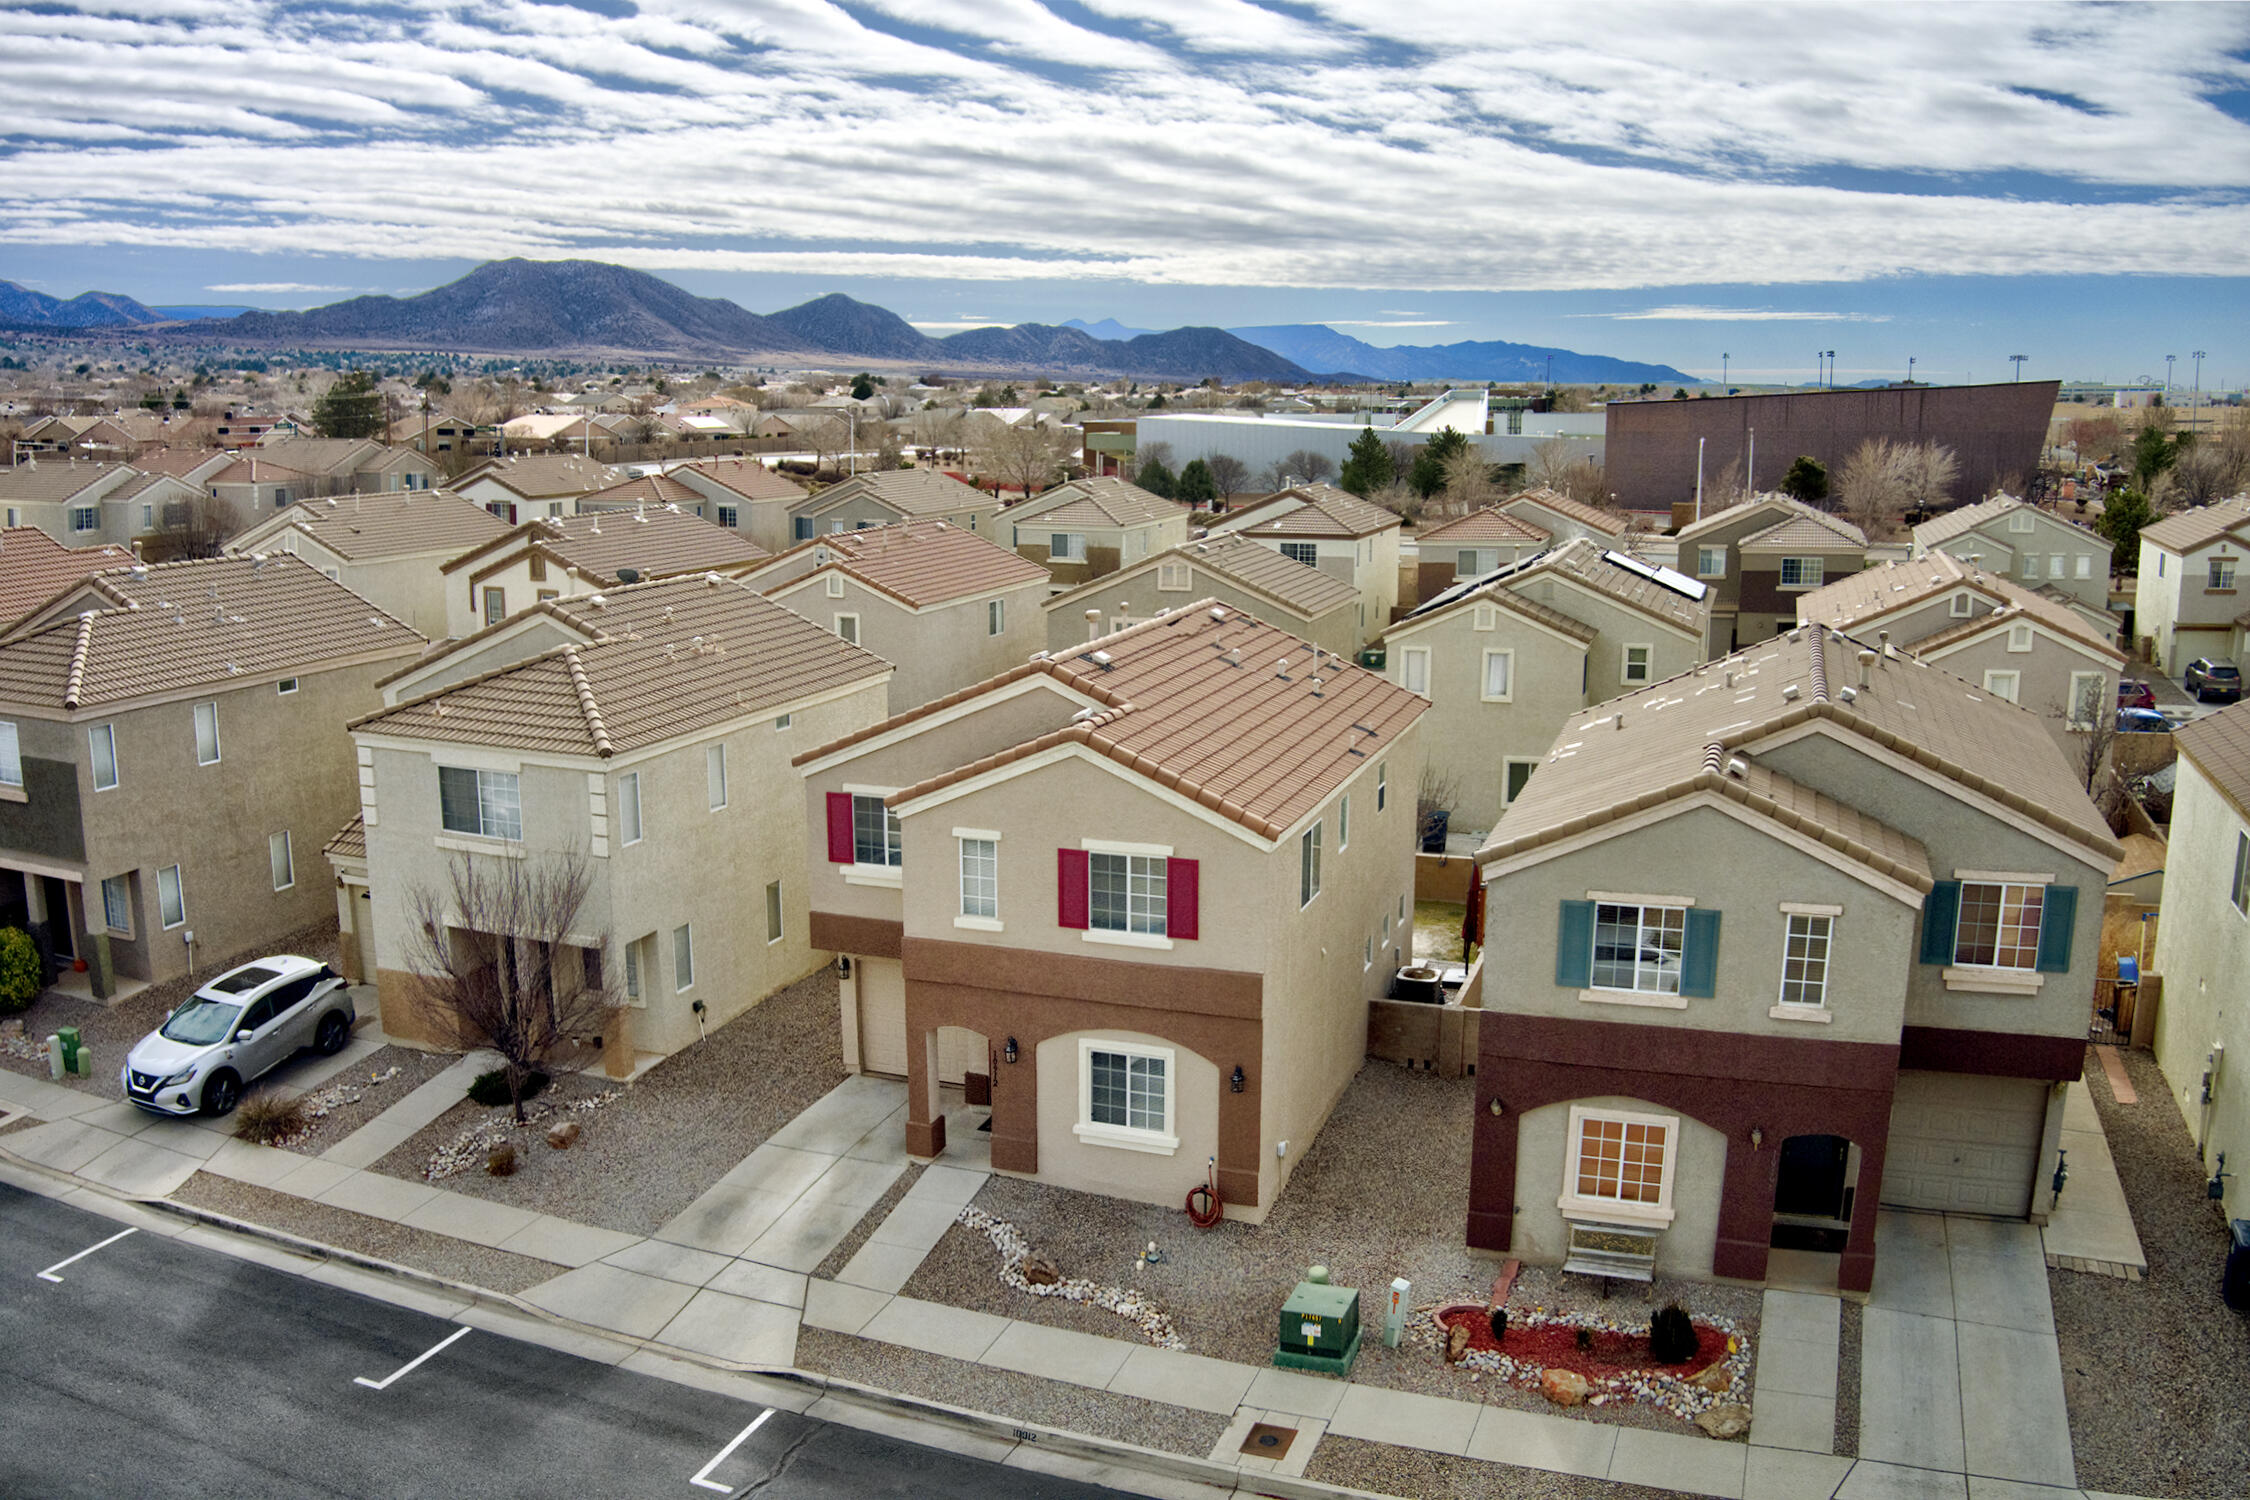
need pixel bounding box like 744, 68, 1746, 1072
2165, 354, 2176, 401
1722, 353, 1729, 391
2192, 350, 2207, 432
1695, 436, 1705, 521
2009, 355, 2027, 382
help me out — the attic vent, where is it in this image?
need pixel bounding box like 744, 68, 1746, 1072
1309, 676, 1324, 697
1276, 658, 1290, 678
705, 572, 723, 587
1725, 756, 1748, 778
1782, 684, 1801, 701
1072, 707, 1100, 722
1612, 713, 1625, 731
1225, 648, 1242, 666
1030, 650, 1051, 661
588, 594, 607, 608
1838, 685, 1858, 702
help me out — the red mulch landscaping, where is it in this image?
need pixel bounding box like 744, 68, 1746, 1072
1435, 1306, 1729, 1381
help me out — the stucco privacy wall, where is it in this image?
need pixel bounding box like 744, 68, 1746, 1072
2152, 754, 2250, 1220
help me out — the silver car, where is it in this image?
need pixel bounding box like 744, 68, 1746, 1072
122, 955, 354, 1116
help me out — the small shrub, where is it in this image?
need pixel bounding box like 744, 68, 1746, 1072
1574, 1326, 1593, 1352
467, 1068, 546, 1109
1487, 1307, 1507, 1344
486, 1142, 518, 1176
0, 928, 41, 1013
1649, 1301, 1697, 1364
233, 1091, 307, 1146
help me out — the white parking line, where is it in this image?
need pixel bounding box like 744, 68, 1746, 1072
38, 1227, 137, 1283
353, 1325, 473, 1390
688, 1409, 772, 1492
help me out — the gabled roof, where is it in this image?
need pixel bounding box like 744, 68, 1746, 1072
2139, 495, 2250, 555
130, 448, 231, 481
254, 437, 400, 477
0, 555, 422, 712
578, 473, 706, 509
0, 529, 134, 629
799, 602, 1424, 842
239, 490, 510, 563
1477, 622, 2120, 882
1013, 477, 1188, 530
108, 470, 197, 503
1414, 506, 1553, 548
1389, 573, 1598, 646
207, 455, 316, 487
452, 453, 628, 499
0, 459, 131, 503
800, 468, 989, 519
676, 457, 806, 503
353, 575, 890, 759
1499, 487, 1629, 537
1912, 494, 2104, 551
1675, 492, 1866, 546
1486, 536, 1708, 634
324, 814, 366, 864
1224, 484, 1401, 540
440, 508, 768, 583
2175, 699, 2250, 824
1042, 533, 1360, 622
1796, 551, 2125, 663
1738, 509, 1872, 553
743, 519, 1050, 609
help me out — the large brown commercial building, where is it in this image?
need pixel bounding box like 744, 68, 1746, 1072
1603, 381, 2058, 510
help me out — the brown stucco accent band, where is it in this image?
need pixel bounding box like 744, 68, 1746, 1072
810, 911, 903, 960
1898, 1025, 2086, 1083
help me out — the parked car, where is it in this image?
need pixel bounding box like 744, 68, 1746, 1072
2117, 678, 2157, 711
2185, 658, 2243, 703
2117, 708, 2173, 734
122, 955, 353, 1117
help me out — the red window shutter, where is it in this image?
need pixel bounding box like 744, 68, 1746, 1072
1167, 857, 1199, 940
1057, 848, 1090, 929
825, 792, 855, 864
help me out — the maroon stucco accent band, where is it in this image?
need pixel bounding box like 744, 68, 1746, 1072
904, 937, 1264, 1019
809, 911, 903, 960
1898, 1026, 2085, 1083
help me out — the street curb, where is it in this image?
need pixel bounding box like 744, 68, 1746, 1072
0, 1140, 1392, 1500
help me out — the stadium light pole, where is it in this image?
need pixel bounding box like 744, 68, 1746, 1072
1907, 356, 1916, 385
1722, 353, 1729, 391
2192, 350, 2207, 430
2165, 354, 2175, 399
2009, 355, 2027, 382
1825, 350, 1836, 388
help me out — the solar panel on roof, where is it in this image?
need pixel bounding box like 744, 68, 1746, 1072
1601, 549, 1707, 601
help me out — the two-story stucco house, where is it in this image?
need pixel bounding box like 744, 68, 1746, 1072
1204, 485, 1401, 645
1499, 488, 1633, 550
786, 469, 1000, 545
1468, 623, 2118, 1292
734, 520, 1052, 714
1040, 533, 1361, 658
0, 460, 141, 548
0, 555, 425, 994
1380, 538, 1708, 834
669, 457, 810, 552
2150, 701, 2250, 1221
253, 438, 441, 495
2135, 496, 2250, 677
224, 490, 511, 641
437, 508, 768, 637
1407, 506, 1554, 608
1797, 551, 2125, 757
452, 454, 630, 524
797, 604, 1426, 1220
1673, 495, 1870, 655
1006, 478, 1193, 590
349, 574, 893, 1060
1911, 495, 2114, 617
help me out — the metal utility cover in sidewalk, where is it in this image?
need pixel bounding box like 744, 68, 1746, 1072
1241, 1423, 1297, 1458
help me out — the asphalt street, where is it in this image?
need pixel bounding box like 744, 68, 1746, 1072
0, 1183, 1128, 1500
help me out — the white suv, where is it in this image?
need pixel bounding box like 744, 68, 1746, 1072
122, 956, 354, 1116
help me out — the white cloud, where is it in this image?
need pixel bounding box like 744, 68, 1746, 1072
1596, 307, 1896, 323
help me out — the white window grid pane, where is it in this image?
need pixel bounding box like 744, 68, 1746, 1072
1090, 852, 1165, 934
479, 772, 522, 840
960, 838, 998, 917
852, 795, 900, 865
1781, 913, 1830, 1006
1591, 902, 1685, 994
102, 876, 129, 931
1954, 882, 2043, 969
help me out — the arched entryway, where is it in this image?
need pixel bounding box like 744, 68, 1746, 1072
933, 1025, 995, 1165
1771, 1133, 1862, 1263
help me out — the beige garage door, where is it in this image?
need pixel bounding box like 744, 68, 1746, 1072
1881, 1071, 2047, 1217
855, 957, 907, 1077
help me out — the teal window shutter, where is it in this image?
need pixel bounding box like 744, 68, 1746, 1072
1919, 881, 1961, 965
1556, 900, 1593, 988
1681, 909, 1721, 998
2035, 885, 2078, 973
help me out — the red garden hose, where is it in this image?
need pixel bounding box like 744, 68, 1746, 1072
1186, 1155, 1224, 1228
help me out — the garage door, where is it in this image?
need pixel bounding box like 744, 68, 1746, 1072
1880, 1072, 2048, 1217
855, 957, 906, 1077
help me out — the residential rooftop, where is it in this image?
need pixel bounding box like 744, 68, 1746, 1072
1227, 484, 1402, 539
1501, 486, 1630, 537
676, 456, 807, 503
1912, 494, 2105, 551
803, 468, 989, 517
1406, 536, 1708, 634
2175, 698, 2250, 823
441, 507, 768, 584
0, 529, 134, 629
2139, 495, 2250, 554
452, 452, 628, 498
1019, 476, 1188, 531
248, 489, 512, 562
1796, 551, 2124, 662
0, 459, 132, 502
1675, 492, 1866, 546
744, 519, 1050, 609
1414, 506, 1553, 549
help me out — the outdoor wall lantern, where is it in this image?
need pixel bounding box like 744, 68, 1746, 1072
2209, 1152, 2229, 1201
1003, 1037, 1019, 1064
1487, 1096, 1504, 1117
1748, 1126, 1765, 1150
1231, 1066, 1245, 1093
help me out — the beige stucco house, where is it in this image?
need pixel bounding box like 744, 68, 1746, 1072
1005, 477, 1192, 589
1040, 533, 1360, 658
1499, 487, 1633, 550
224, 489, 511, 640
452, 454, 629, 524
1204, 484, 1401, 645
0, 460, 142, 548
1912, 494, 2114, 616
670, 457, 810, 553
2135, 496, 2250, 677
787, 469, 1000, 545
797, 603, 1426, 1220
1407, 506, 1553, 607
1672, 494, 1870, 655
437, 508, 768, 637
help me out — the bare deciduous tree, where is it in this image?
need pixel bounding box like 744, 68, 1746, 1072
983, 419, 1063, 498
1835, 439, 1912, 540
406, 848, 619, 1122
143, 494, 244, 562
1127, 439, 1174, 484
797, 414, 849, 478
1897, 442, 1960, 513
1204, 453, 1248, 499
1279, 448, 1335, 486
1440, 447, 1498, 517
1528, 438, 1579, 491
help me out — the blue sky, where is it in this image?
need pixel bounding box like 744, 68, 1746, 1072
3, 1, 2247, 385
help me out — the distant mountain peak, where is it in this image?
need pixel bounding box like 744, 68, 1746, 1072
1228, 323, 1693, 387
1062, 317, 1156, 342
0, 280, 162, 330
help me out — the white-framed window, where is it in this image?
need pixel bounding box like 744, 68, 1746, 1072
987, 598, 1006, 636
1156, 560, 1190, 591
1561, 1104, 1678, 1224
2212, 558, 2238, 591
2232, 832, 2249, 916
617, 771, 643, 845
1981, 669, 2021, 704
1300, 821, 1323, 907
438, 766, 521, 840
142, 504, 154, 531
853, 793, 901, 867
2008, 510, 2036, 533
1955, 881, 2045, 970
766, 880, 784, 942
1473, 603, 1497, 631
1592, 901, 1686, 995
707, 744, 728, 810
1621, 644, 1653, 685
1456, 548, 1498, 578
1076, 1038, 1177, 1154
1090, 851, 1166, 934
1050, 532, 1085, 561
1401, 647, 1430, 697
774, 712, 792, 731
1778, 557, 1823, 589
193, 701, 221, 766
673, 923, 694, 991
1338, 794, 1350, 850
89, 724, 118, 791
717, 505, 738, 529
959, 836, 998, 919
1949, 592, 1972, 618
2019, 553, 2038, 579
277, 678, 298, 695
2048, 554, 2065, 579
1505, 758, 1538, 805
2007, 623, 2033, 653
825, 573, 845, 598
1779, 912, 1832, 1007
482, 586, 505, 625
2075, 554, 2093, 580
2067, 672, 2104, 730
1377, 761, 1388, 811
268, 830, 293, 890
0, 720, 19, 789
624, 934, 647, 1006
70, 506, 99, 533
835, 613, 859, 645
1480, 649, 1514, 702
1696, 546, 1725, 579
157, 863, 185, 929
1281, 541, 1318, 566
101, 875, 130, 934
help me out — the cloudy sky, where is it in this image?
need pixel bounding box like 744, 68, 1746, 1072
3, 0, 2247, 382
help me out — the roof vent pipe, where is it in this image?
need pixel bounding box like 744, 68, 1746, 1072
1613, 712, 1625, 731
1783, 683, 1801, 701
1878, 629, 1892, 659
1857, 649, 1876, 687
1726, 757, 1748, 778
1838, 685, 1858, 702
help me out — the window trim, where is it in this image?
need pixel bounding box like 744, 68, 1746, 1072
1089, 847, 1169, 941
482, 585, 506, 625
834, 612, 859, 646
617, 771, 644, 847
1400, 646, 1431, 698
707, 743, 728, 811
2066, 672, 2104, 730
1504, 757, 1539, 806
845, 789, 903, 883
2210, 557, 2238, 592
987, 597, 1006, 636
1480, 648, 1514, 703
1949, 592, 1972, 618
1952, 879, 2047, 974
276, 678, 299, 695
156, 863, 185, 930
269, 830, 294, 892
1280, 540, 1318, 566
1156, 560, 1190, 592
1338, 794, 1350, 850
1775, 909, 1832, 1011
1560, 1104, 1678, 1226
1981, 669, 2021, 704
1300, 821, 1323, 908
1777, 556, 1824, 590
1620, 643, 1653, 687
2006, 623, 2034, 653
0, 719, 21, 790
1049, 532, 1086, 562
673, 923, 694, 992
90, 723, 119, 791
1074, 1037, 1179, 1155
194, 700, 222, 767
958, 833, 1000, 928
1696, 546, 1726, 580
437, 765, 522, 842
765, 879, 784, 944
101, 874, 132, 936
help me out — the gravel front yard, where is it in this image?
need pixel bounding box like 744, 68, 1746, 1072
249, 1044, 458, 1156
902, 1060, 1758, 1436
365, 966, 847, 1236
2052, 1045, 2250, 1500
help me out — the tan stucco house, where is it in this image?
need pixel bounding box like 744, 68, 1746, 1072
1672, 495, 1869, 655
1040, 533, 1361, 659
437, 508, 768, 637
1204, 484, 1401, 645
225, 489, 511, 641
787, 469, 1000, 545
1407, 506, 1553, 607
1006, 477, 1192, 589
670, 457, 810, 553
1912, 494, 2114, 616
2134, 496, 2250, 677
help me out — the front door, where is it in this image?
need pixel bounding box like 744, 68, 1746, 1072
40, 876, 74, 960
1774, 1134, 1852, 1220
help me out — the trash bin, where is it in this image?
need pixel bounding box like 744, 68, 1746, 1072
2225, 1220, 2250, 1311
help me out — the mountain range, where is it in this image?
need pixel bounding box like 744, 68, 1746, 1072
1061, 319, 1692, 386
0, 280, 162, 329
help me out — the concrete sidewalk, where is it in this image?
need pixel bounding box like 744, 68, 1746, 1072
2042, 1080, 2147, 1279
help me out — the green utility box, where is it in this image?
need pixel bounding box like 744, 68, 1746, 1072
1274, 1266, 1361, 1377
56, 1026, 86, 1077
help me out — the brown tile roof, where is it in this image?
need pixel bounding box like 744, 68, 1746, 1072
252, 489, 511, 562
0, 554, 423, 711
2175, 699, 2250, 823
1477, 622, 2119, 880
354, 575, 890, 757
257, 437, 423, 478
1228, 484, 1401, 539
1391, 572, 1599, 645
2139, 496, 2250, 554
677, 457, 807, 503
1501, 487, 1629, 537
1796, 551, 2124, 662
801, 602, 1425, 842
578, 473, 706, 509
0, 529, 134, 628
1512, 537, 1709, 634
455, 453, 628, 499
803, 468, 988, 518
1675, 493, 1866, 546
209, 456, 317, 486
1414, 506, 1553, 548
0, 459, 131, 503
1912, 494, 2103, 551
441, 508, 768, 584
745, 520, 1050, 609
130, 447, 228, 479
1738, 510, 1870, 553
324, 813, 366, 863
1045, 533, 1360, 622
1018, 477, 1188, 530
